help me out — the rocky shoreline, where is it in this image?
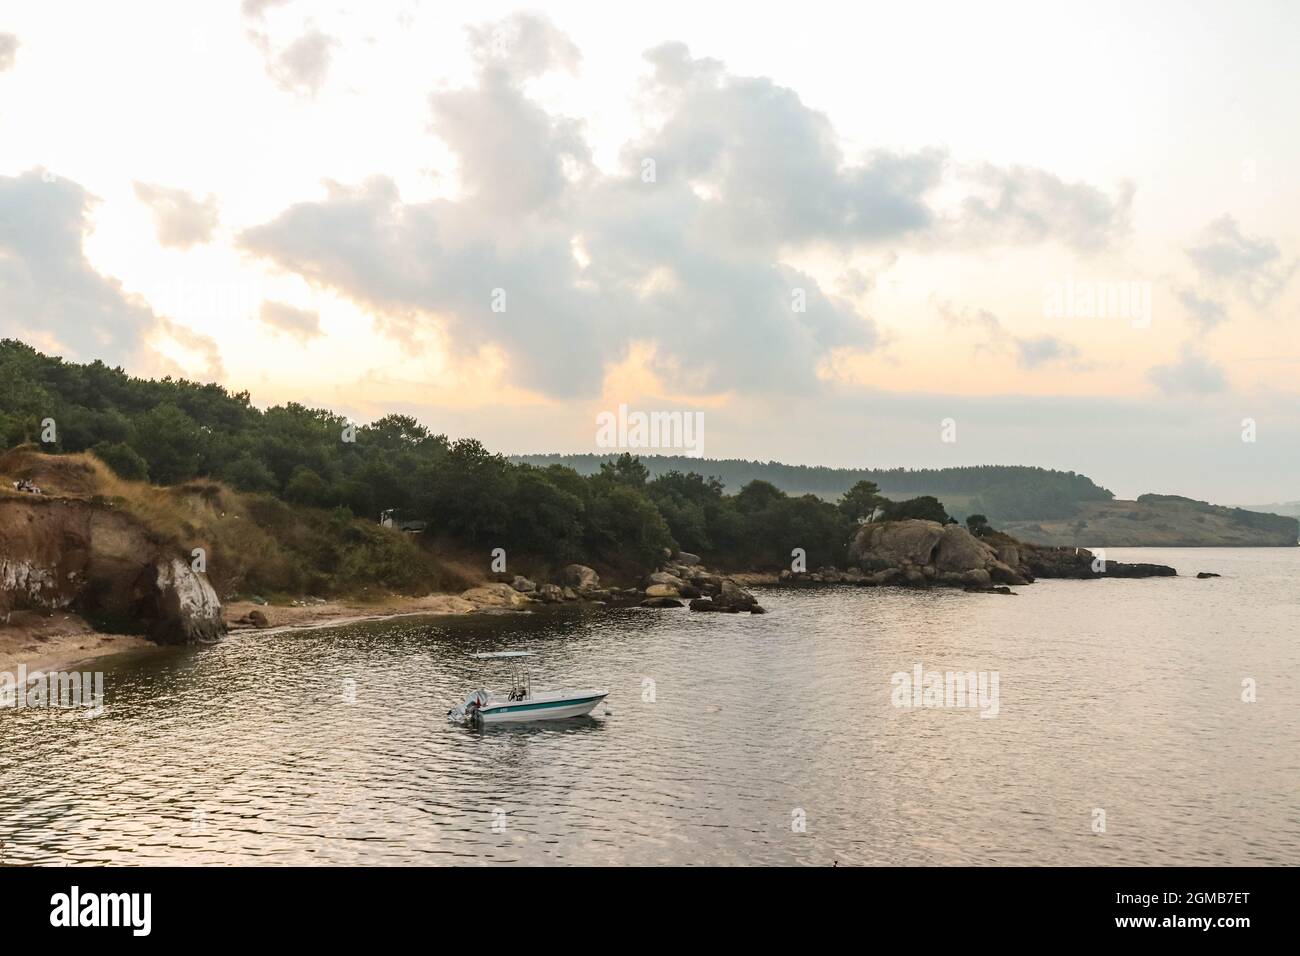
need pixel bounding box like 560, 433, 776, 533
842, 519, 1176, 588
3, 503, 1180, 671
225, 558, 773, 631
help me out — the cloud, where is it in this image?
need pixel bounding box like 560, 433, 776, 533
953, 164, 1134, 252
155, 317, 226, 381
465, 11, 580, 80
936, 300, 1083, 370
429, 70, 590, 216
241, 0, 289, 17
1013, 335, 1082, 369
1146, 345, 1227, 396
629, 41, 944, 249
1185, 215, 1296, 305
258, 300, 321, 341
241, 2, 338, 97
266, 27, 337, 95
0, 170, 222, 375
1175, 287, 1227, 333
132, 181, 220, 248
836, 267, 876, 297
0, 32, 18, 72
239, 18, 1130, 401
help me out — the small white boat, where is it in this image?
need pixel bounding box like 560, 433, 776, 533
448, 651, 608, 726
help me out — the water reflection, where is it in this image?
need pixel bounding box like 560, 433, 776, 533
1, 547, 1297, 865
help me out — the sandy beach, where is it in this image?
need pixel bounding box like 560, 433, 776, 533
0, 584, 541, 672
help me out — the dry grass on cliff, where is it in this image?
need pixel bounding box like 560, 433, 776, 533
0, 446, 471, 601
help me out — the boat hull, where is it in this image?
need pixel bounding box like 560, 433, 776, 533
477, 691, 608, 724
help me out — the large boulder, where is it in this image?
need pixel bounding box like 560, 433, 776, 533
996, 543, 1022, 569
988, 561, 1029, 586
560, 564, 600, 591
460, 582, 531, 608
689, 598, 739, 613
152, 557, 224, 644
644, 583, 681, 598
646, 571, 686, 589
850, 520, 999, 573
535, 583, 564, 603
849, 520, 1032, 587
840, 520, 1174, 588
714, 579, 758, 610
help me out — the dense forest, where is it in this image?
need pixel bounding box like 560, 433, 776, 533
511, 454, 1114, 521
2, 339, 908, 572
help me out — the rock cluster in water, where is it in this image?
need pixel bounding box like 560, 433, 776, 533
487, 555, 765, 614
825, 519, 1176, 588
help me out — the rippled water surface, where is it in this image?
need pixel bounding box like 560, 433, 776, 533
2, 547, 1297, 865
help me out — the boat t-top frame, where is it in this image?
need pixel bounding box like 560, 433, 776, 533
470, 650, 534, 701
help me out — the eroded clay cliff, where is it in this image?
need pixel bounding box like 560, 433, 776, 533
0, 494, 224, 645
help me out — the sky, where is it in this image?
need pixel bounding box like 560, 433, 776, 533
1, 0, 1298, 503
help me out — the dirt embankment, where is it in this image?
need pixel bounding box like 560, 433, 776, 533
0, 449, 558, 669
1, 449, 227, 669
0, 492, 224, 657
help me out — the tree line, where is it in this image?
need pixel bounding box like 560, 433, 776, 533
511, 454, 1113, 521
1, 339, 985, 572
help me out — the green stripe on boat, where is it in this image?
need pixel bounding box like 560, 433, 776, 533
482, 695, 605, 714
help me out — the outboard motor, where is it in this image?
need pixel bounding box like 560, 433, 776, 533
447, 689, 489, 725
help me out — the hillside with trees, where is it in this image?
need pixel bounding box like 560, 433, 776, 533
510, 454, 1113, 523
1, 340, 891, 576
4, 341, 1289, 581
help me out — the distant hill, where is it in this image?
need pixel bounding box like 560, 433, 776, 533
509, 453, 1113, 523
1001, 494, 1299, 547
514, 454, 1299, 547
1241, 501, 1300, 518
